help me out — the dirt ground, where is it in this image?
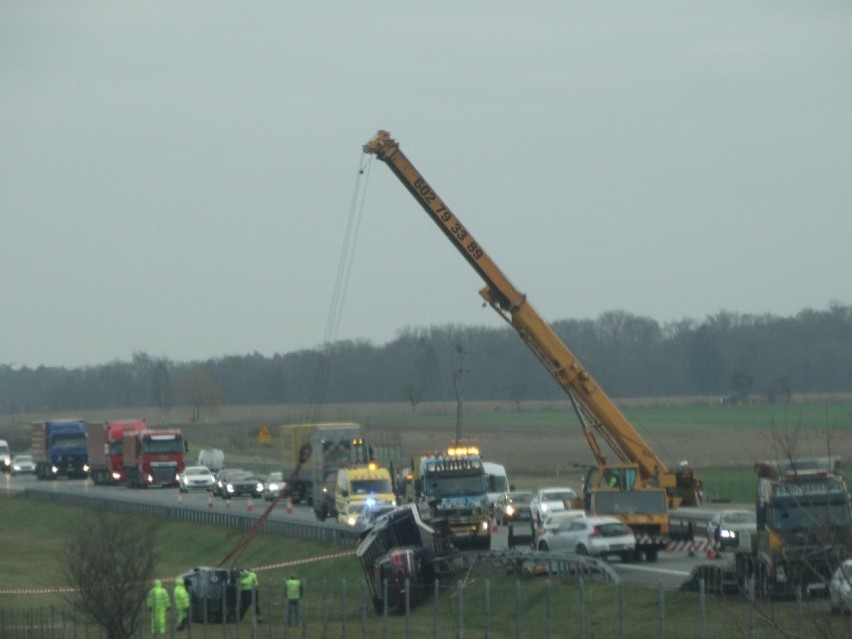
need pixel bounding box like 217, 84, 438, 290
392, 422, 852, 475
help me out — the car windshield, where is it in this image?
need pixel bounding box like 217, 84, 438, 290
187, 467, 211, 477
509, 492, 533, 505
15, 455, 32, 462
267, 472, 284, 482
722, 511, 756, 524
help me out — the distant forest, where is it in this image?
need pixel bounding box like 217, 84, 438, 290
2, 303, 851, 417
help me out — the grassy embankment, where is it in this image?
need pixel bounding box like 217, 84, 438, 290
2, 495, 848, 639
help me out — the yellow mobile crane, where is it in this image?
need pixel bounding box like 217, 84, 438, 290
363, 131, 702, 560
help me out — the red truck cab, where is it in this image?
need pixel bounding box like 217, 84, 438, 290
87, 420, 147, 485
123, 428, 186, 488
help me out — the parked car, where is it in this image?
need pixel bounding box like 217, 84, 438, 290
220, 470, 263, 499
829, 559, 852, 614
536, 515, 635, 561
10, 454, 36, 476
496, 490, 534, 525
530, 487, 578, 529
178, 465, 216, 492
706, 509, 757, 550
262, 471, 286, 501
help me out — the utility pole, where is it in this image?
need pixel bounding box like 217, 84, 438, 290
453, 345, 468, 447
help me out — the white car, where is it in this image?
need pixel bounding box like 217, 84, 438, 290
533, 509, 586, 549
530, 487, 578, 528
262, 471, 286, 501
536, 515, 635, 561
830, 559, 852, 614
177, 465, 216, 492
10, 454, 36, 476
706, 509, 757, 550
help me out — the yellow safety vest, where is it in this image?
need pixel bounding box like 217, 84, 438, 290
286, 579, 301, 600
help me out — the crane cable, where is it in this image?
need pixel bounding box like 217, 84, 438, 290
306, 153, 373, 420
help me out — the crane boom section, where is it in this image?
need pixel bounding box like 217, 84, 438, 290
363, 130, 668, 482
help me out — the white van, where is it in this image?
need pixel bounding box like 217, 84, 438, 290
197, 448, 225, 472
483, 461, 510, 514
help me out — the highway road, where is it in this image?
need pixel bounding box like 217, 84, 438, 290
3, 472, 717, 592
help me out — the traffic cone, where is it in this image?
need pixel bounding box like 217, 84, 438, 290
706, 547, 715, 559
226, 499, 231, 510
207, 492, 213, 509
286, 497, 293, 515
178, 491, 183, 504
247, 497, 254, 513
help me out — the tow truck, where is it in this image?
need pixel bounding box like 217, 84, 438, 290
363, 130, 702, 560
414, 445, 491, 550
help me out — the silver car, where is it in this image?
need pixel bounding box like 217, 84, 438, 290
178, 465, 216, 492
262, 471, 286, 501
830, 559, 852, 614
536, 515, 635, 561
706, 509, 757, 550
10, 454, 36, 476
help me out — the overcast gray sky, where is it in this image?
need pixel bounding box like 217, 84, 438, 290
2, 2, 850, 369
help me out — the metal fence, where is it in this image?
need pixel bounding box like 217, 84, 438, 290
2, 576, 845, 639
21, 487, 360, 546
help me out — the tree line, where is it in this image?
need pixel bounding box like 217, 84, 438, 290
2, 303, 851, 416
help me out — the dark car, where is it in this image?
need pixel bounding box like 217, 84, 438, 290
497, 490, 534, 525
213, 468, 244, 497
220, 470, 263, 499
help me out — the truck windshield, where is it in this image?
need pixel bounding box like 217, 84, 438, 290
426, 474, 485, 497
487, 474, 509, 493
770, 500, 851, 530
352, 479, 392, 494
51, 435, 86, 450
142, 437, 183, 455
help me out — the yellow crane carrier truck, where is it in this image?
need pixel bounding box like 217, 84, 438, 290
363, 130, 703, 560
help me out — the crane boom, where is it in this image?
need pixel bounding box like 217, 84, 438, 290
364, 130, 701, 507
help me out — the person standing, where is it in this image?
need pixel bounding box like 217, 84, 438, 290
286, 574, 303, 627
240, 568, 262, 622
173, 577, 191, 631
146, 579, 170, 635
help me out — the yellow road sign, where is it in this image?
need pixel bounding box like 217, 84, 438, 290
257, 425, 272, 445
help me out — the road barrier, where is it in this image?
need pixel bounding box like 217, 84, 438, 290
21, 487, 361, 546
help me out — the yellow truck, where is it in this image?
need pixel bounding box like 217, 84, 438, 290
279, 422, 372, 520
334, 463, 397, 527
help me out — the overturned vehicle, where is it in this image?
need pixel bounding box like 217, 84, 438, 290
177, 567, 254, 624
356, 504, 466, 614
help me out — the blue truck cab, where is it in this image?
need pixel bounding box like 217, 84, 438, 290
31, 419, 89, 479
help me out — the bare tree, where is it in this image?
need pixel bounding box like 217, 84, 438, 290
60, 512, 160, 639
176, 367, 223, 422
400, 383, 421, 413
506, 380, 528, 410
